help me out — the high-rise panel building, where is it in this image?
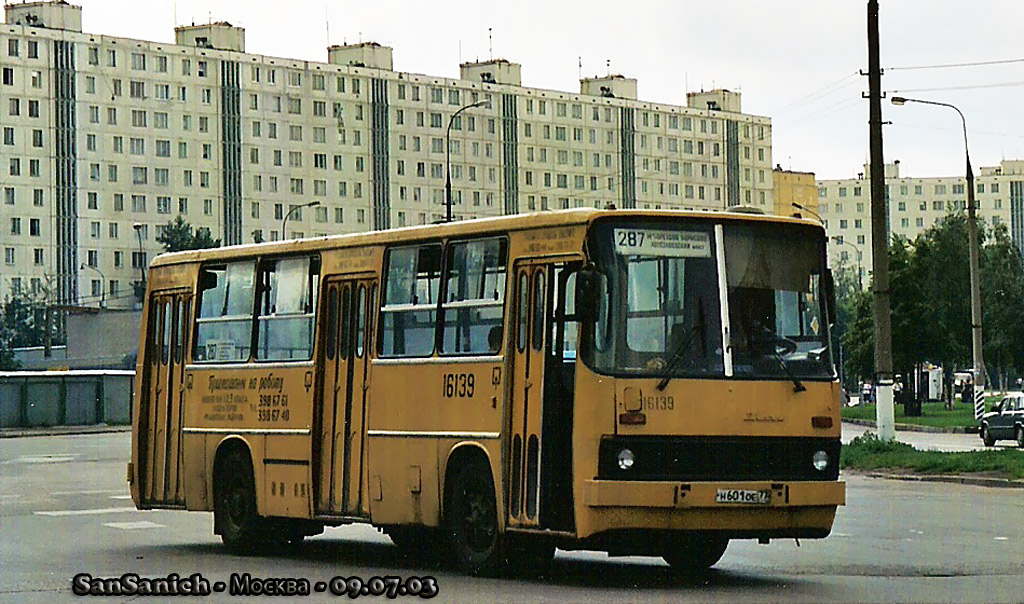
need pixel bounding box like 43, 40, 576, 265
816, 160, 1024, 285
1, 1, 774, 309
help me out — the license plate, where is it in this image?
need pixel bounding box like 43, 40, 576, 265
715, 489, 771, 505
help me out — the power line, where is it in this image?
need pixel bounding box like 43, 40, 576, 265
887, 57, 1024, 71
890, 81, 1024, 94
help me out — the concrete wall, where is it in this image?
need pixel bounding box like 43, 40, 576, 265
0, 371, 134, 428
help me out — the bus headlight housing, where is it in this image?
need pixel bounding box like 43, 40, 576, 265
812, 450, 829, 472
617, 448, 635, 471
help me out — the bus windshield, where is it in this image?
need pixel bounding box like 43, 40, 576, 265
584, 219, 833, 381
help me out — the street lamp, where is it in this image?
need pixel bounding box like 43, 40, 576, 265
446, 99, 490, 222
791, 202, 823, 222
80, 263, 107, 308
132, 222, 146, 303
281, 201, 321, 239
891, 96, 985, 414
830, 236, 863, 289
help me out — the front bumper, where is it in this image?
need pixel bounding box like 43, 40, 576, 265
576, 479, 845, 539
584, 479, 845, 508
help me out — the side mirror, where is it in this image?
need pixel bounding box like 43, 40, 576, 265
575, 269, 602, 323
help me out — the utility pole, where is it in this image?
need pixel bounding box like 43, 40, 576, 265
867, 0, 895, 440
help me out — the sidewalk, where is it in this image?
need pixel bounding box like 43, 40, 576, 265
0, 424, 131, 439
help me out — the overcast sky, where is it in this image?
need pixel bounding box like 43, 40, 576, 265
60, 0, 1024, 180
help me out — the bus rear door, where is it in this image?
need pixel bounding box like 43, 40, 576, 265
139, 291, 191, 506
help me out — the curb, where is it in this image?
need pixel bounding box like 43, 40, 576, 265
0, 425, 132, 439
843, 418, 978, 434
856, 470, 1024, 490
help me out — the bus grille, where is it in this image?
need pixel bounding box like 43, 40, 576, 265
597, 436, 841, 482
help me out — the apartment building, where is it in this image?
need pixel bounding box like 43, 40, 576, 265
0, 1, 775, 310
817, 160, 1024, 285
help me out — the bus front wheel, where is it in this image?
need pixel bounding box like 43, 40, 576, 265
215, 450, 265, 554
662, 535, 729, 572
444, 457, 503, 575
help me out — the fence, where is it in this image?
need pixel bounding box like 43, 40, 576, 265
0, 370, 134, 428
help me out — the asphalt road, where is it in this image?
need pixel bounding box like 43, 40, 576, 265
2, 432, 1022, 603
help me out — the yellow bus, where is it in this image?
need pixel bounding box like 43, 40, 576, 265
129, 208, 845, 574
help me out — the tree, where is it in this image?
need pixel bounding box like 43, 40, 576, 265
156, 215, 221, 252
844, 212, 1024, 392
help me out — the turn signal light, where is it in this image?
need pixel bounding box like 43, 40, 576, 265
619, 412, 647, 425
811, 416, 833, 429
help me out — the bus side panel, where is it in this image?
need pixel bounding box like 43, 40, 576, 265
181, 432, 209, 511
366, 361, 504, 527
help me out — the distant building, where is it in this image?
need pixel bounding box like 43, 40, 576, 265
1, 0, 775, 313
816, 160, 1024, 284
772, 166, 818, 219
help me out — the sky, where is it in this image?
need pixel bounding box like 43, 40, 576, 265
55, 0, 1024, 180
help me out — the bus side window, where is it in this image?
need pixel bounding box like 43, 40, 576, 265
256, 256, 319, 361
441, 237, 507, 355
194, 261, 256, 362
380, 243, 441, 357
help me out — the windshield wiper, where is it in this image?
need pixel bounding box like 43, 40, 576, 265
656, 313, 706, 392
770, 343, 806, 393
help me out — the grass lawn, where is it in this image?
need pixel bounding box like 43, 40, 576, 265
841, 401, 981, 429
842, 432, 1024, 480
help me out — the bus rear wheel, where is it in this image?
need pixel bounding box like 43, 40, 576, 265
444, 457, 503, 575
215, 450, 266, 554
662, 535, 729, 572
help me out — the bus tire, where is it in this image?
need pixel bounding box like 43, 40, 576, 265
443, 456, 503, 575
662, 535, 729, 572
214, 449, 265, 554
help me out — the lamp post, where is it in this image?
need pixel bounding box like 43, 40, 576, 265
281, 201, 321, 239
830, 236, 863, 289
132, 222, 146, 303
80, 263, 107, 308
446, 99, 490, 222
791, 202, 823, 223
891, 95, 985, 416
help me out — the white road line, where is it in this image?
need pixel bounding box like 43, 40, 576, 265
103, 521, 165, 530
108, 495, 133, 500
7, 455, 78, 464
995, 536, 1009, 541
35, 507, 138, 517
51, 489, 124, 496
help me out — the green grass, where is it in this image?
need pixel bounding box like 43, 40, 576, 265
841, 432, 1024, 480
841, 401, 980, 429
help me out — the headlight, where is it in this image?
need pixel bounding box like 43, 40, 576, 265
812, 450, 829, 472
617, 448, 635, 470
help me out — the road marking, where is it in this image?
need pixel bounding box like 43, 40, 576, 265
108, 495, 133, 500
0, 494, 22, 501
995, 536, 1009, 541
8, 455, 78, 464
35, 507, 137, 517
103, 521, 164, 530
51, 489, 124, 496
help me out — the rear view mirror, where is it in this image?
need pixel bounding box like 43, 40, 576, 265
575, 269, 602, 323
824, 269, 837, 326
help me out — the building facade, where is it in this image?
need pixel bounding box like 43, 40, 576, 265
1, 1, 775, 310
817, 160, 1024, 285
772, 167, 818, 219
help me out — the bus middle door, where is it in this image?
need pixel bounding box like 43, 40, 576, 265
316, 278, 375, 517
507, 262, 549, 527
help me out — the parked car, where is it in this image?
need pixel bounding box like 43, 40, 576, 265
979, 392, 1024, 447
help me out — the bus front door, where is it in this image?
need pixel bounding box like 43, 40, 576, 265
508, 263, 549, 527
316, 278, 375, 517
140, 291, 191, 506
